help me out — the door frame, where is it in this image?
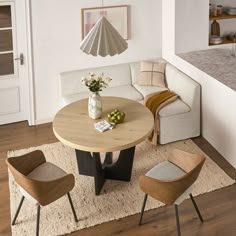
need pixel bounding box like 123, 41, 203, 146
1, 0, 36, 125
4, 0, 36, 126
25, 0, 35, 126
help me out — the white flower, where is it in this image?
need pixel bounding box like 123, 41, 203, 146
105, 77, 112, 82
89, 72, 95, 78
81, 77, 88, 84
97, 76, 103, 81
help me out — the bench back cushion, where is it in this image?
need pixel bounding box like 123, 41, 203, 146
130, 59, 166, 85
165, 63, 200, 107
129, 62, 140, 84
60, 63, 131, 96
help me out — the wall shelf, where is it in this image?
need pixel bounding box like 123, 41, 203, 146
209, 38, 236, 46
209, 12, 236, 46
210, 13, 236, 21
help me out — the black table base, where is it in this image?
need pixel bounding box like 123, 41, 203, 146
75, 146, 136, 195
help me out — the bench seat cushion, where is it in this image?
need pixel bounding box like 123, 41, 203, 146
159, 99, 190, 117
133, 84, 167, 97
100, 85, 143, 101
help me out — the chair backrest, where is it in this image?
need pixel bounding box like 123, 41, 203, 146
139, 149, 206, 205
6, 150, 75, 206
168, 149, 205, 174
167, 150, 205, 204
6, 150, 46, 192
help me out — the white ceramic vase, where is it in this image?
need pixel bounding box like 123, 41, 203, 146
88, 92, 102, 119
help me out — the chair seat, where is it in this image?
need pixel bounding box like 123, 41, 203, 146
145, 161, 194, 205
20, 162, 67, 205
146, 161, 186, 180
27, 162, 67, 181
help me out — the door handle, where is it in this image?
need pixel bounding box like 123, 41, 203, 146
14, 53, 24, 65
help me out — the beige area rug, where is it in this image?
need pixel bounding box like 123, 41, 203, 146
8, 139, 235, 236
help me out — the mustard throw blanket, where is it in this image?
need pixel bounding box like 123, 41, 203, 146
144, 90, 178, 145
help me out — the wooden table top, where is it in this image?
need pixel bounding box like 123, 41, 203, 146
53, 96, 154, 152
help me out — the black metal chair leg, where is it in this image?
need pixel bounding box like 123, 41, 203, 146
67, 192, 78, 222
139, 194, 148, 225
36, 205, 40, 236
12, 196, 25, 225
190, 193, 204, 222
175, 204, 181, 236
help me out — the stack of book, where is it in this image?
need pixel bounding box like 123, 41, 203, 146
94, 120, 115, 132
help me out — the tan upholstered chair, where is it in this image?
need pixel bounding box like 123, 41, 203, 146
6, 150, 78, 236
139, 149, 206, 236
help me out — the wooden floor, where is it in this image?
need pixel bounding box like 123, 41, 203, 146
0, 121, 235, 236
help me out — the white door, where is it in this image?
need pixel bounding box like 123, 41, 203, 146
0, 0, 31, 125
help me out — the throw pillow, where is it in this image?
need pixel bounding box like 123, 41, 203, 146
138, 61, 166, 87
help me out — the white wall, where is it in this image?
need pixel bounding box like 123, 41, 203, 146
163, 0, 236, 168
175, 0, 209, 53
30, 0, 162, 123
162, 0, 175, 58
175, 0, 236, 53
172, 56, 236, 168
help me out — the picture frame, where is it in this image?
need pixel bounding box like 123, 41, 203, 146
81, 5, 128, 40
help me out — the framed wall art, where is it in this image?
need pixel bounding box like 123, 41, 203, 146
81, 5, 128, 40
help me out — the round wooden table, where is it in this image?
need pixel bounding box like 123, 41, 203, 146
53, 96, 154, 195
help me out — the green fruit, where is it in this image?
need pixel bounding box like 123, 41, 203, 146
107, 109, 125, 124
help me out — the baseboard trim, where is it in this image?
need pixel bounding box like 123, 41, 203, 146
35, 118, 53, 125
